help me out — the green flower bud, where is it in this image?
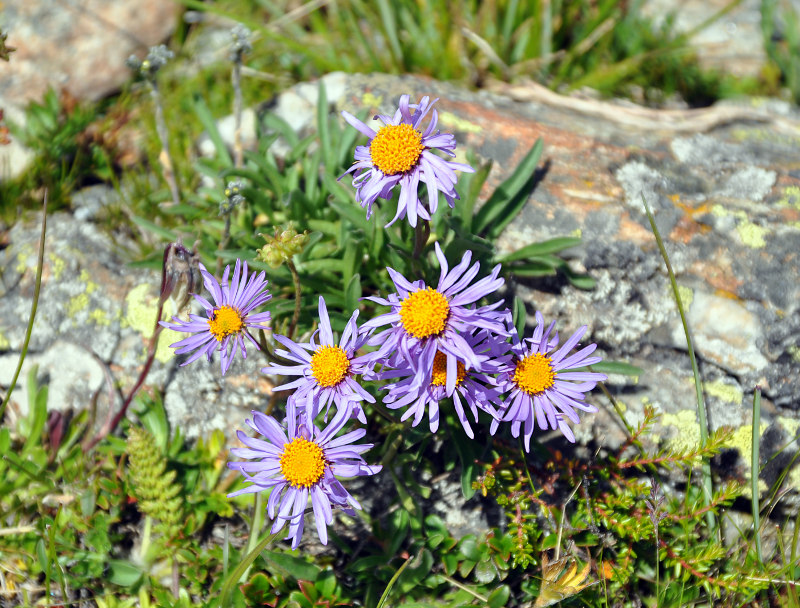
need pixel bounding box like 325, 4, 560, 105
256, 224, 309, 269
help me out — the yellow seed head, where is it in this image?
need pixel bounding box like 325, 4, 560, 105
280, 437, 326, 488
310, 345, 350, 388
207, 305, 244, 341
513, 353, 556, 395
399, 287, 450, 339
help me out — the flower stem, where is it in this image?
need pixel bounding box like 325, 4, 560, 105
286, 259, 302, 341
150, 80, 181, 207
412, 221, 430, 259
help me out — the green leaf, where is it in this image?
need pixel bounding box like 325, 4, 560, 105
22, 367, 47, 457
473, 138, 543, 238
193, 95, 233, 166
589, 360, 644, 377
263, 550, 321, 581
131, 216, 177, 242
451, 429, 478, 500
345, 273, 362, 315
512, 296, 527, 337
487, 585, 511, 608
496, 237, 582, 263
107, 560, 143, 587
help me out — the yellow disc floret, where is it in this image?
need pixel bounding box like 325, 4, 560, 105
310, 345, 351, 388
280, 437, 326, 488
513, 353, 556, 395
399, 287, 450, 339
208, 305, 244, 341
370, 124, 424, 175
431, 351, 466, 387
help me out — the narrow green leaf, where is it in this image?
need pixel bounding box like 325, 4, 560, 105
588, 361, 644, 377
193, 95, 233, 166
375, 0, 403, 65
219, 530, 282, 607
752, 387, 763, 565
317, 81, 334, 175
473, 138, 543, 237
131, 216, 177, 241
262, 550, 321, 581
512, 296, 527, 337
107, 560, 143, 587
496, 237, 582, 263
345, 273, 362, 313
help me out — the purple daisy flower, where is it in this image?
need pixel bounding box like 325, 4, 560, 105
262, 296, 375, 425
380, 329, 511, 438
363, 242, 508, 393
227, 399, 381, 549
491, 312, 607, 449
340, 94, 474, 227
159, 259, 271, 375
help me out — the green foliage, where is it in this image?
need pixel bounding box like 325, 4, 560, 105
762, 0, 800, 102
126, 425, 184, 541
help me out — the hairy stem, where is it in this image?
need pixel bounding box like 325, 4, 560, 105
150, 80, 181, 207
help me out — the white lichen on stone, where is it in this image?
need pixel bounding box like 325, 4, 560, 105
615, 161, 667, 209
716, 166, 776, 202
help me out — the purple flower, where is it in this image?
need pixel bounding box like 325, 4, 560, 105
227, 399, 381, 550
340, 95, 474, 227
492, 312, 606, 449
363, 242, 508, 392
262, 296, 375, 425
380, 329, 511, 438
159, 259, 271, 375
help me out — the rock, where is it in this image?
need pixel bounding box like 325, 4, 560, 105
328, 72, 800, 493
0, 209, 275, 439
0, 0, 181, 177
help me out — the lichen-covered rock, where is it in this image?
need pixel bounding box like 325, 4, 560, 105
330, 72, 800, 495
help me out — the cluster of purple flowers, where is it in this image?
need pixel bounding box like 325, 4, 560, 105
159, 94, 606, 550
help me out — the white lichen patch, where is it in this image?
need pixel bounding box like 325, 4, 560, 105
615, 161, 667, 209
716, 167, 776, 202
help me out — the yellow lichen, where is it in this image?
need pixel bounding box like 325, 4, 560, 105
124, 284, 178, 363
0, 330, 9, 350
79, 269, 99, 294
777, 185, 800, 211
362, 93, 383, 108
438, 111, 482, 133
661, 410, 701, 454
736, 221, 769, 249
671, 285, 694, 309
48, 253, 66, 279
88, 309, 111, 326
702, 380, 743, 405
67, 293, 90, 317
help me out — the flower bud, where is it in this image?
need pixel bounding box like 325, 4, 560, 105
256, 225, 309, 269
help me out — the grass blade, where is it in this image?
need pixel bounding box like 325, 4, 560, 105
0, 194, 47, 421
642, 193, 715, 530
752, 387, 763, 565
376, 552, 415, 608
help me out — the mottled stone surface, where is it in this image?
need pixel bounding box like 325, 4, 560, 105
0, 0, 180, 177
0, 213, 272, 439
325, 72, 800, 495
2, 72, 799, 501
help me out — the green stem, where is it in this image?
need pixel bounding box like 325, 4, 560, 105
751, 387, 763, 565
642, 194, 715, 530
150, 79, 181, 207
286, 259, 302, 341
376, 553, 417, 608
1, 195, 46, 421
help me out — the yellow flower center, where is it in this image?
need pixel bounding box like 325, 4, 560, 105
513, 353, 556, 395
369, 124, 424, 175
280, 437, 326, 488
207, 305, 244, 342
310, 345, 351, 388
399, 287, 450, 339
430, 351, 466, 387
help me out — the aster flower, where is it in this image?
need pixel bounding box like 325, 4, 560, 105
340, 94, 474, 227
262, 296, 375, 425
363, 242, 508, 392
380, 329, 511, 437
492, 312, 607, 449
160, 259, 271, 375
227, 399, 381, 549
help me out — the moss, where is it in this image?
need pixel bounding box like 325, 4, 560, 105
702, 380, 743, 405
438, 111, 482, 133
